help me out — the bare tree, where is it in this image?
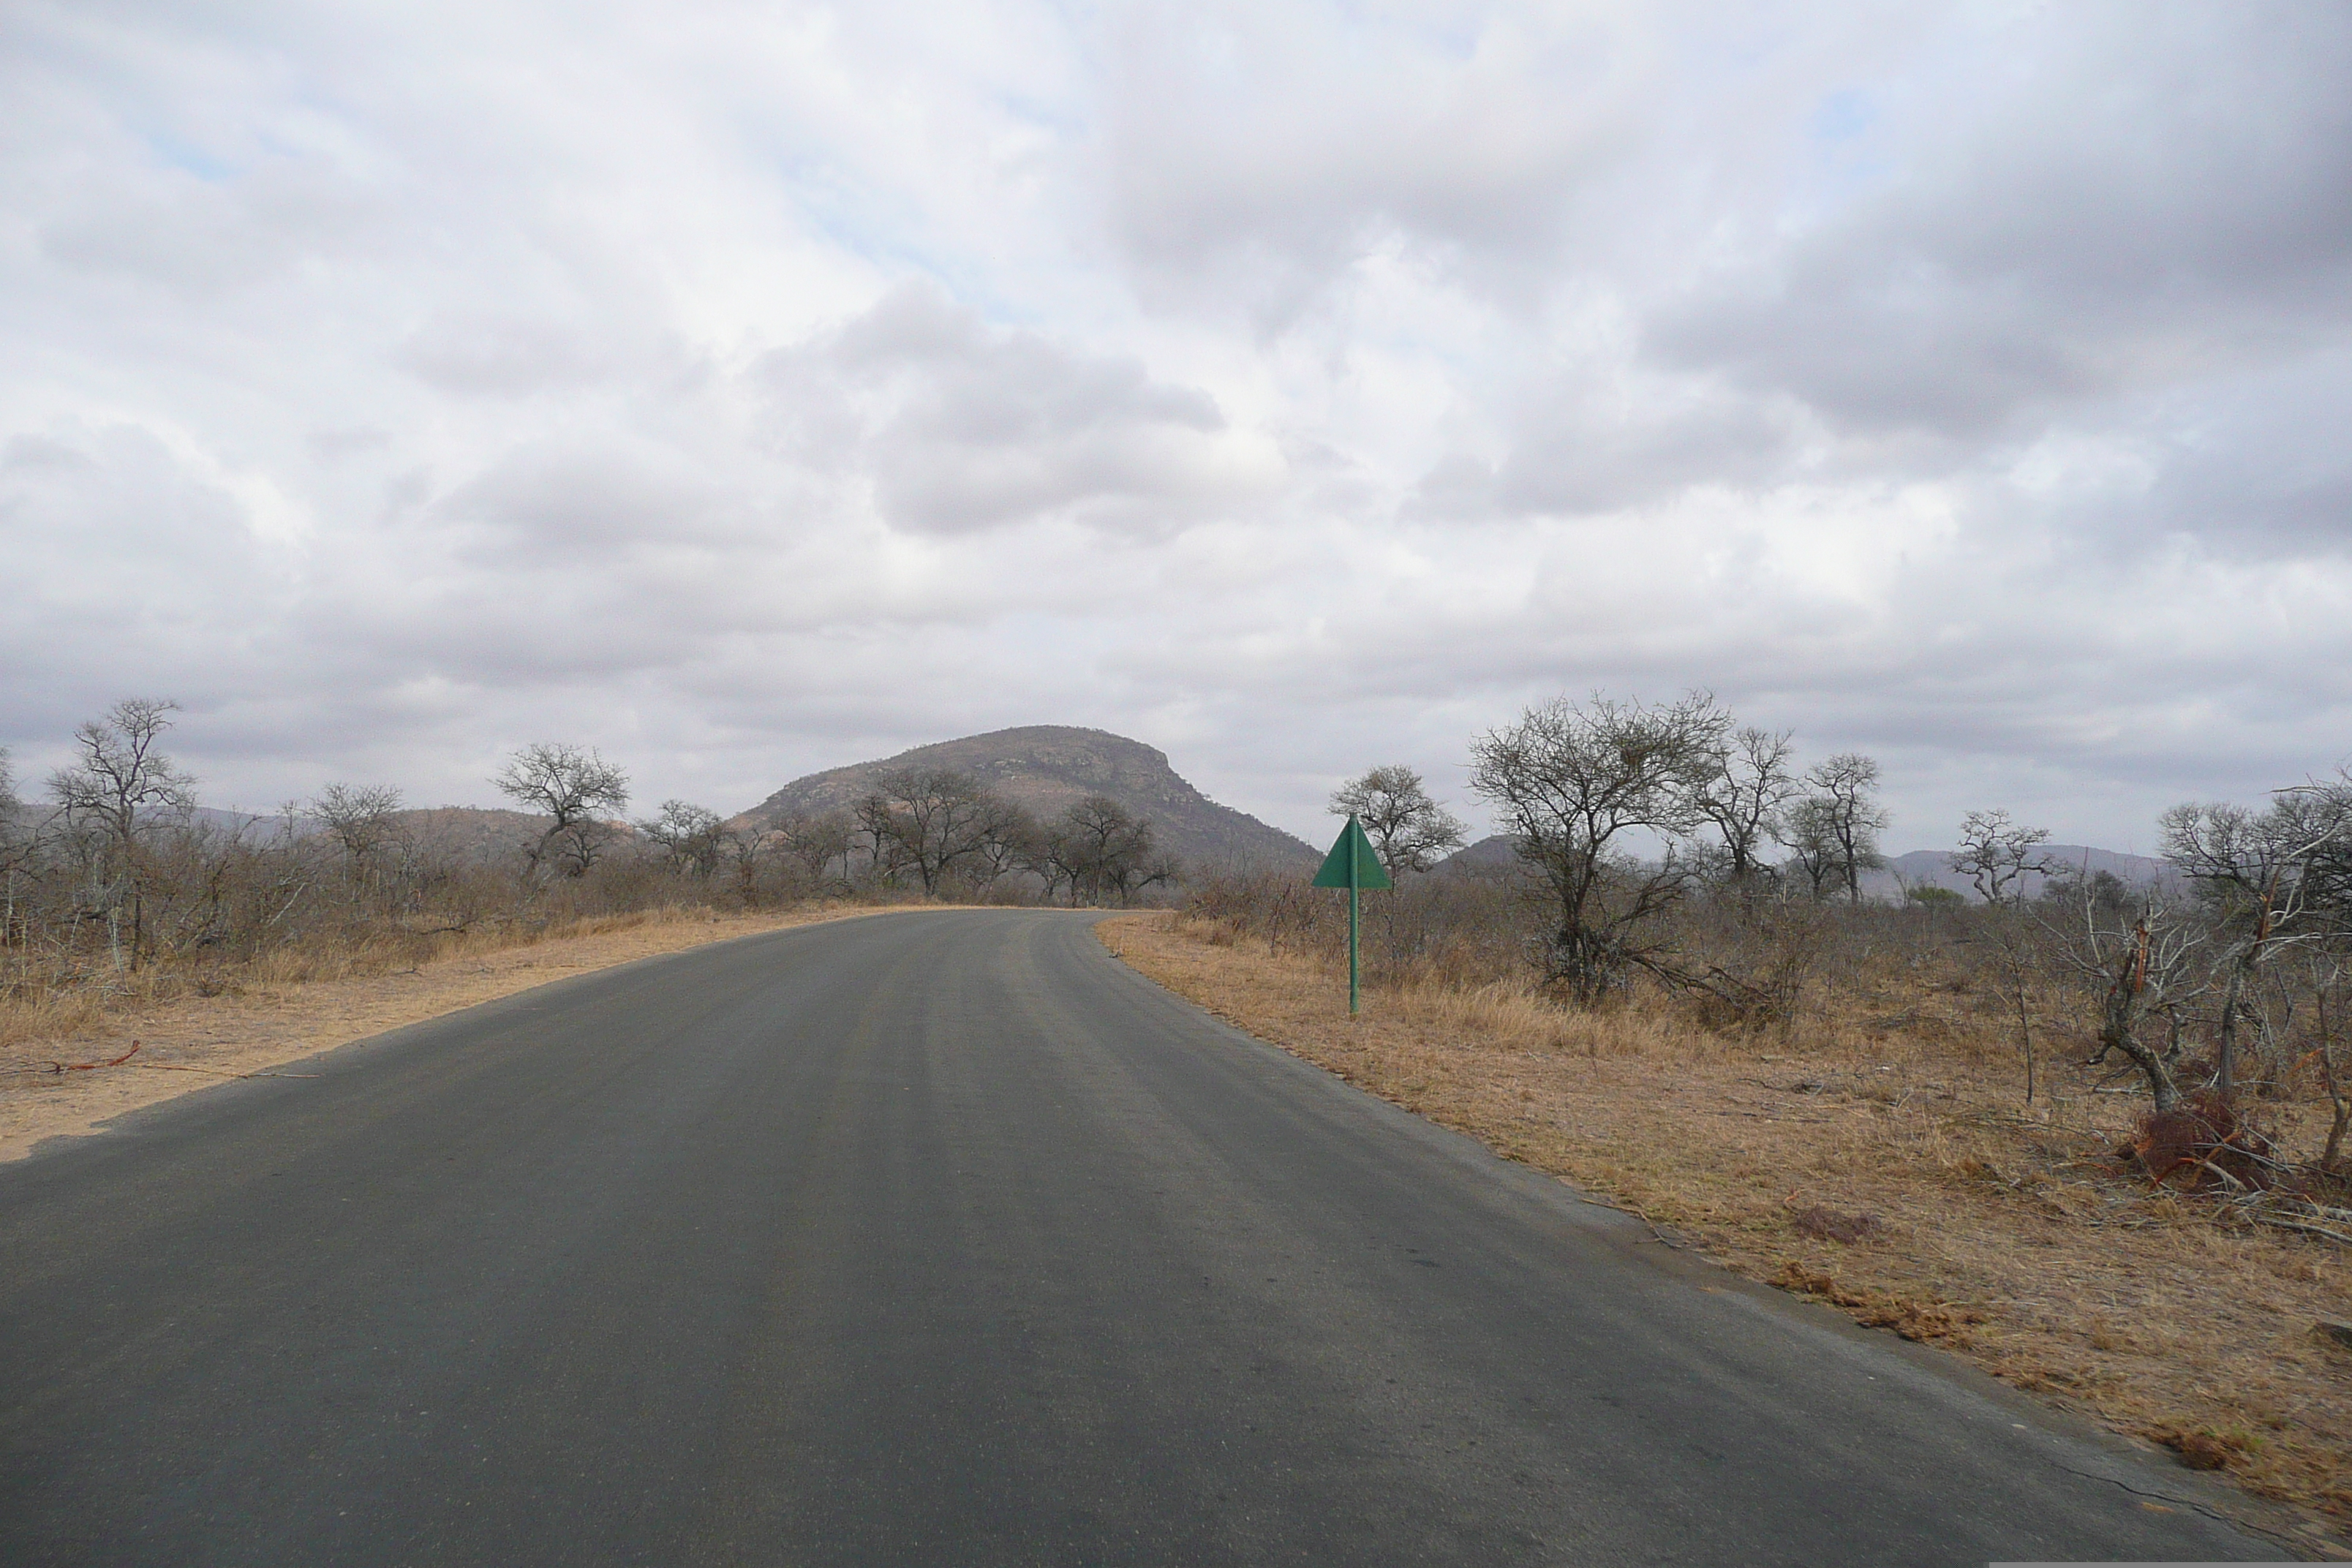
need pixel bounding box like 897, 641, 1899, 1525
1042, 796, 1169, 905
2298, 953, 2352, 1170
48, 698, 197, 851
769, 810, 853, 893
311, 783, 407, 870
859, 768, 997, 896
48, 698, 198, 966
2160, 792, 2350, 1098
638, 800, 725, 878
1980, 907, 2046, 1103
1468, 690, 1731, 1002
1328, 765, 1468, 876
0, 745, 25, 869
0, 747, 29, 946
2045, 888, 2207, 1112
966, 796, 1040, 896
1949, 809, 2052, 905
1791, 753, 1888, 903
1778, 796, 1842, 900
1696, 726, 1799, 885
492, 742, 630, 878
718, 824, 771, 905
852, 793, 902, 886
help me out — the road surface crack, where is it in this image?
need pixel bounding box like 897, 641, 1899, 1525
2054, 1463, 2304, 1554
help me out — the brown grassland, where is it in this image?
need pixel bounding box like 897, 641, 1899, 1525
1103, 907, 2352, 1558
0, 900, 925, 1162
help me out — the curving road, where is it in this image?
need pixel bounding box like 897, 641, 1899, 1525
0, 910, 2284, 1564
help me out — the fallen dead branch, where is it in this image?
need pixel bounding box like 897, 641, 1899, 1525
2258, 1213, 2352, 1245
39, 1041, 143, 1074
3, 1039, 320, 1084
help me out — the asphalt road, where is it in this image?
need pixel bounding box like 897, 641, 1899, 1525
0, 910, 2288, 1564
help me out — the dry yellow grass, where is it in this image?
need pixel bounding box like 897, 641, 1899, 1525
1105, 909, 2352, 1558
0, 901, 922, 1162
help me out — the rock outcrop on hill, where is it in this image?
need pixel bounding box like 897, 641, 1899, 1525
738, 725, 1317, 872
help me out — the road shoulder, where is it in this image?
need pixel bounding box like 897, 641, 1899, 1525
0, 903, 926, 1162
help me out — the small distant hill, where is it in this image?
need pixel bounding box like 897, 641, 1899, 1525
1434, 834, 1523, 875
736, 725, 1318, 872
1870, 845, 2176, 900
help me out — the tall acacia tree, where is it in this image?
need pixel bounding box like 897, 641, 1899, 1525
1328, 765, 1468, 876
1795, 753, 1889, 903
1949, 809, 2052, 905
48, 698, 197, 966
1695, 726, 1799, 885
492, 742, 631, 878
1469, 690, 1731, 1003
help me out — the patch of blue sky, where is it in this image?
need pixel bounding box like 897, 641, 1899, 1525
1789, 86, 1899, 220
1373, 5, 1483, 64
772, 159, 1026, 326
143, 128, 237, 183
991, 86, 1089, 143
1810, 87, 1874, 143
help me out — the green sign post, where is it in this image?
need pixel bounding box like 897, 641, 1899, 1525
1311, 814, 1392, 1015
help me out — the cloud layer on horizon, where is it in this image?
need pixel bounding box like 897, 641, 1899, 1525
4, 0, 2349, 851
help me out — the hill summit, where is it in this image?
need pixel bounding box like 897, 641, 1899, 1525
739, 725, 1317, 872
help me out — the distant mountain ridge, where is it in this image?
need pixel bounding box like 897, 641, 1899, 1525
1869, 845, 2177, 899
1440, 835, 2178, 898
738, 725, 1318, 872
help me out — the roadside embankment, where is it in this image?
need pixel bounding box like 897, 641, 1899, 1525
1101, 909, 2352, 1557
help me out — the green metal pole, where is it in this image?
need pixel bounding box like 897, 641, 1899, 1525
1348, 842, 1361, 1017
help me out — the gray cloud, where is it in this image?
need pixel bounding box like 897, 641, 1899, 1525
759, 282, 1278, 535
394, 317, 629, 399
435, 440, 734, 552
1644, 5, 2352, 445
3, 1, 2350, 853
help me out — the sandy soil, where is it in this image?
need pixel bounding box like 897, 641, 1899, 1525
0, 904, 913, 1163
1103, 910, 2352, 1558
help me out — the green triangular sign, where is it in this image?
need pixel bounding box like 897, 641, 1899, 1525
1311, 815, 1392, 890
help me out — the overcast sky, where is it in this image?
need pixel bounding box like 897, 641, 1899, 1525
4, 1, 2348, 852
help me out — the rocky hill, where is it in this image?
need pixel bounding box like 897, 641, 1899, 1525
737, 725, 1317, 872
